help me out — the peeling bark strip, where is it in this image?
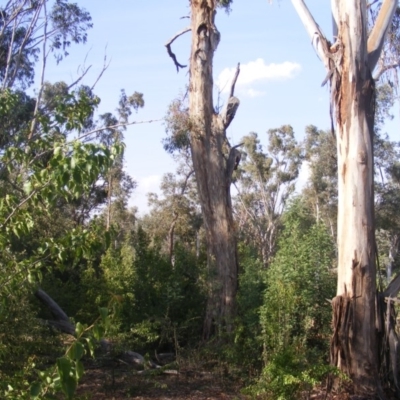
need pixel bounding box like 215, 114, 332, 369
291, 0, 398, 395
188, 0, 240, 338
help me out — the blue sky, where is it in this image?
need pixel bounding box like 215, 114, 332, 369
40, 1, 398, 213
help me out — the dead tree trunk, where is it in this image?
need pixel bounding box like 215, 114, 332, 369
292, 0, 398, 395
188, 1, 240, 338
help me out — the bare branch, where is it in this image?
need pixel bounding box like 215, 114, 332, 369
291, 0, 330, 68
368, 0, 397, 71
77, 119, 163, 142
67, 65, 92, 90
229, 62, 240, 97
374, 62, 400, 80
29, 0, 48, 140
90, 49, 111, 91
165, 27, 191, 72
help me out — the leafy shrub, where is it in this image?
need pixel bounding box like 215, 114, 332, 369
256, 198, 336, 398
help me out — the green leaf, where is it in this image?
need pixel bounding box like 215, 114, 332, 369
92, 324, 104, 341
68, 341, 85, 360
61, 375, 77, 400
57, 357, 71, 380
23, 181, 32, 194
73, 168, 82, 184
30, 382, 41, 398
75, 322, 84, 337
12, 225, 20, 238
99, 307, 108, 322
85, 337, 95, 357
54, 146, 62, 157
62, 171, 70, 185
75, 360, 84, 379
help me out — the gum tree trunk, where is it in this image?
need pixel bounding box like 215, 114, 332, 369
189, 0, 240, 338
330, 4, 378, 388
291, 0, 398, 395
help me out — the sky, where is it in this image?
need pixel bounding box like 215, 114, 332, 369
40, 0, 399, 214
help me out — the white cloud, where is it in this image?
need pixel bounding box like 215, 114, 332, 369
246, 88, 266, 98
129, 175, 162, 215
138, 175, 161, 192
216, 59, 301, 96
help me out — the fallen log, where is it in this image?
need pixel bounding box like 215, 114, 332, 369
34, 288, 172, 371
35, 288, 75, 335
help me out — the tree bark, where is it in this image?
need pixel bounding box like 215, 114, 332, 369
292, 0, 398, 395
329, 3, 378, 393
188, 0, 239, 339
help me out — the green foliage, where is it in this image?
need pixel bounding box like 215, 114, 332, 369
245, 347, 338, 400
26, 305, 117, 400
163, 97, 191, 154
302, 125, 337, 230
255, 198, 336, 398
228, 244, 264, 376
99, 227, 206, 351
0, 1, 93, 87
0, 81, 139, 400
217, 0, 234, 13
235, 127, 303, 267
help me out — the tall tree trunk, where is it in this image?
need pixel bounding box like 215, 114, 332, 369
291, 0, 398, 395
189, 0, 239, 338
330, 4, 378, 390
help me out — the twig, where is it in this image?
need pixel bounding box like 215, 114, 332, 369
91, 49, 111, 91
0, 184, 49, 229
28, 119, 163, 165
67, 65, 92, 90
229, 63, 240, 98
374, 62, 400, 80
165, 27, 191, 72
77, 119, 163, 141
29, 0, 48, 140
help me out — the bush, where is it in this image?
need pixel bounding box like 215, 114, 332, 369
256, 198, 336, 398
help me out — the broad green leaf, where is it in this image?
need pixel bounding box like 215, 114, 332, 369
75, 322, 84, 337
68, 341, 85, 360
75, 360, 84, 379
61, 375, 77, 400
57, 357, 71, 380
30, 382, 41, 398
92, 324, 104, 341
85, 337, 95, 357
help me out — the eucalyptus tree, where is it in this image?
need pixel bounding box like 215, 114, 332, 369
144, 159, 200, 265
166, 0, 241, 338
235, 126, 302, 268
302, 125, 337, 237
97, 90, 143, 230
0, 0, 92, 89
291, 0, 398, 394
